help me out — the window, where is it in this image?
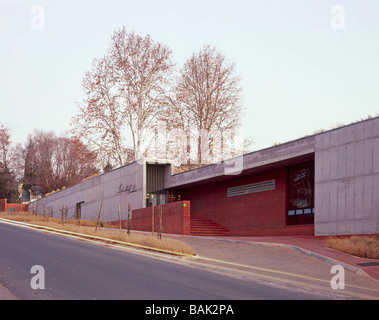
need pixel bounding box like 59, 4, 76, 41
287, 162, 314, 225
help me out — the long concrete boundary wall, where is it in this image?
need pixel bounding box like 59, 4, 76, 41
28, 160, 145, 223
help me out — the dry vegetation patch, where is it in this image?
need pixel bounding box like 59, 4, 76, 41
0, 212, 194, 256
326, 236, 379, 259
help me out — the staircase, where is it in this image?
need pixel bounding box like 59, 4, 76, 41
190, 219, 230, 236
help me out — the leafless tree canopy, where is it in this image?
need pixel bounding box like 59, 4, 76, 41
171, 45, 247, 166
71, 27, 250, 171
1, 30, 251, 199
71, 27, 175, 167
71, 56, 127, 167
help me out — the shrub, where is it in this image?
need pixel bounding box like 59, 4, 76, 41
326, 236, 379, 259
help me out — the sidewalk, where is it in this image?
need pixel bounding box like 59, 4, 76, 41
224, 235, 379, 281
0, 284, 17, 300
175, 233, 379, 280
164, 233, 379, 299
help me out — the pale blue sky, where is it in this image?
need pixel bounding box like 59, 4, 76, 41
1, 0, 378, 152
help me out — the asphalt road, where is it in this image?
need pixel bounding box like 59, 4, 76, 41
0, 222, 325, 300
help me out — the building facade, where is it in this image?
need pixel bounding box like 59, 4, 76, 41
28, 116, 379, 237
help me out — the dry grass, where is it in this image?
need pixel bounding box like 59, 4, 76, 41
0, 211, 194, 256
326, 236, 379, 259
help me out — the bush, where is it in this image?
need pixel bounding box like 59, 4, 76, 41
326, 236, 379, 259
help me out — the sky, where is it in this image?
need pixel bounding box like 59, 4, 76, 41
0, 0, 378, 153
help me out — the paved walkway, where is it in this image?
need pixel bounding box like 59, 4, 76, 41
164, 233, 379, 300
226, 235, 379, 280
0, 284, 16, 300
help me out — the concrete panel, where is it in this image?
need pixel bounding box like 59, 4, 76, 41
320, 130, 330, 148
315, 221, 332, 236
328, 180, 338, 222
329, 129, 338, 148
354, 141, 364, 176
345, 143, 355, 178
337, 124, 355, 145
354, 219, 365, 234
316, 149, 330, 182
375, 118, 379, 137
374, 138, 379, 173
329, 147, 338, 180
354, 121, 364, 141
337, 179, 346, 222
337, 221, 348, 235
329, 222, 338, 235
363, 118, 375, 139
337, 145, 346, 179
323, 149, 331, 181
320, 182, 330, 223
315, 181, 330, 222
345, 178, 355, 221
373, 173, 379, 223
314, 150, 321, 184
363, 174, 373, 220
354, 175, 364, 220
363, 139, 373, 175
358, 220, 375, 234
344, 220, 355, 235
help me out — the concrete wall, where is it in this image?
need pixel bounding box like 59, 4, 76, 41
166, 135, 315, 189
314, 117, 379, 235
28, 160, 145, 223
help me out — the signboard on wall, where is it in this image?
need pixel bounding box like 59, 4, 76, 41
227, 179, 275, 197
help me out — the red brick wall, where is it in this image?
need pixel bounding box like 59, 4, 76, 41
0, 198, 28, 212
178, 168, 287, 235
115, 201, 191, 235
0, 199, 6, 212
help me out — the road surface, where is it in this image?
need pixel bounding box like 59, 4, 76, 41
0, 222, 326, 300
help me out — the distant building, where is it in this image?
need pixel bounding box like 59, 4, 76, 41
28, 116, 379, 237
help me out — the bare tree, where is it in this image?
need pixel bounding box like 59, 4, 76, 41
172, 45, 248, 166
71, 56, 127, 167
71, 27, 175, 167
109, 27, 175, 161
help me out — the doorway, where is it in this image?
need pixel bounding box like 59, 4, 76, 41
76, 201, 84, 220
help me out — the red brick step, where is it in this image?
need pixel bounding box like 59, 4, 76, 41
190, 219, 230, 236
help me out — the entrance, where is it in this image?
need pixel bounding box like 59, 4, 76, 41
146, 163, 168, 207
286, 162, 314, 225
76, 201, 84, 220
